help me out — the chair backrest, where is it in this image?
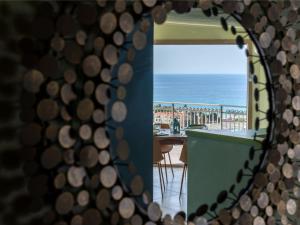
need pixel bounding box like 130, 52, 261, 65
160, 123, 170, 129
179, 141, 187, 164
153, 137, 163, 163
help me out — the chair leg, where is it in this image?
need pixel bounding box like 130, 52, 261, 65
184, 165, 188, 180
179, 164, 186, 198
157, 163, 164, 197
163, 156, 168, 183
159, 162, 165, 191
167, 152, 174, 178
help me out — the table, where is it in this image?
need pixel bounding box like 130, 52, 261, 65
154, 131, 187, 145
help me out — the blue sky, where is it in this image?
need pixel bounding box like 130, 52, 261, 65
154, 45, 247, 75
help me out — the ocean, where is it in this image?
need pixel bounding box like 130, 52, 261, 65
154, 74, 247, 106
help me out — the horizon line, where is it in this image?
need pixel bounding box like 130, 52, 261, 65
154, 73, 246, 75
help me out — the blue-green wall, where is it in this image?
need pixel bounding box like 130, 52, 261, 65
111, 24, 154, 196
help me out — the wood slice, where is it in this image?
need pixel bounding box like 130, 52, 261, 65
112, 101, 127, 122
103, 44, 118, 65
77, 98, 95, 120
77, 190, 90, 207
84, 80, 95, 96
41, 145, 62, 169
117, 86, 127, 100
116, 127, 124, 140
93, 109, 105, 124
152, 5, 167, 24
131, 214, 143, 225
127, 48, 136, 62
55, 192, 74, 215
292, 96, 300, 110
112, 185, 123, 200
56, 14, 77, 37
23, 69, 45, 93
61, 106, 72, 122
95, 84, 110, 105
76, 30, 87, 46
282, 163, 293, 178
115, 0, 126, 13
100, 165, 117, 188
64, 69, 77, 84
94, 37, 105, 52
82, 55, 102, 77
119, 12, 134, 34
259, 32, 271, 48
47, 81, 60, 97
63, 149, 75, 165
98, 150, 110, 165
46, 123, 59, 141
80, 145, 98, 168
79, 124, 92, 140
117, 140, 129, 160
140, 18, 150, 33
54, 173, 66, 189
282, 36, 293, 51
111, 212, 120, 225
96, 0, 107, 7
290, 64, 300, 79
100, 68, 112, 82
118, 63, 133, 84
94, 127, 110, 149
133, 0, 143, 14
51, 35, 65, 52
64, 41, 83, 64
37, 99, 59, 121
99, 12, 117, 35
67, 166, 87, 187
71, 215, 83, 225
61, 84, 77, 105
90, 174, 100, 189
113, 31, 125, 46
142, 191, 151, 205
142, 0, 157, 7
119, 197, 135, 219
96, 189, 110, 210
147, 202, 161, 222
133, 31, 147, 50
130, 175, 144, 195
59, 125, 76, 148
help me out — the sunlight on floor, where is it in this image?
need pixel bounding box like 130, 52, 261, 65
153, 167, 187, 217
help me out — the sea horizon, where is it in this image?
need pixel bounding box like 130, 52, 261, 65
155, 73, 245, 76
154, 73, 247, 107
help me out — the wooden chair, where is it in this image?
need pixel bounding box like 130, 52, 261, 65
159, 123, 174, 181
153, 137, 165, 197
179, 140, 187, 197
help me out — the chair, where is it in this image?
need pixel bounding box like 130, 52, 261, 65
179, 140, 187, 197
159, 123, 174, 181
153, 137, 165, 197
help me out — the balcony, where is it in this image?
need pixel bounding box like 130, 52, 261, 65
153, 101, 247, 131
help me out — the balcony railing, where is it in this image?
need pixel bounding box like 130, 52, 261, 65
153, 101, 247, 131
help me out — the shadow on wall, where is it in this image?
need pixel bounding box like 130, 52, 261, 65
0, 2, 49, 225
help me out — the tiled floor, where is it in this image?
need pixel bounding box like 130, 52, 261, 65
153, 166, 187, 217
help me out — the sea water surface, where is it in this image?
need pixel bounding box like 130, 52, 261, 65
154, 74, 247, 106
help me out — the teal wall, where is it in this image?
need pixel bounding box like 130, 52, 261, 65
112, 24, 154, 195
187, 131, 261, 214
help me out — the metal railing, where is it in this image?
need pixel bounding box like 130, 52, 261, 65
153, 101, 247, 131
